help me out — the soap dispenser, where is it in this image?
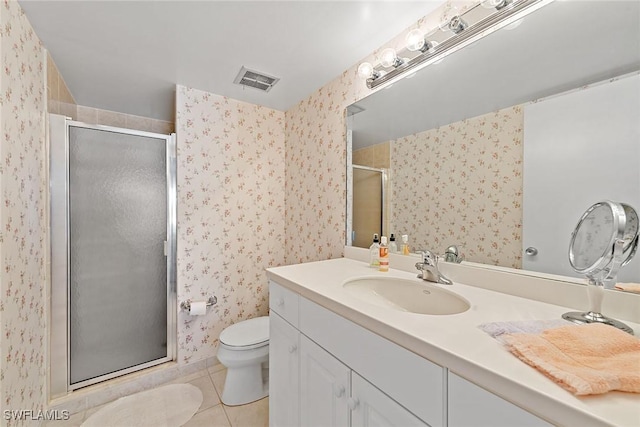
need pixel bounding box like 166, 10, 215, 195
401, 234, 410, 255
369, 234, 380, 268
379, 236, 389, 272
389, 234, 398, 253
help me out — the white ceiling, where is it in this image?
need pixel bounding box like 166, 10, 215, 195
19, 1, 442, 121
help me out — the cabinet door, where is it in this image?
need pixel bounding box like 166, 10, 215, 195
300, 335, 350, 427
351, 373, 428, 427
448, 373, 552, 427
269, 313, 300, 427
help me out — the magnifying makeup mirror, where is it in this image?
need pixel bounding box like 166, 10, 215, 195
563, 200, 639, 334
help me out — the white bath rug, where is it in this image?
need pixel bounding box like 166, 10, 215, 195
82, 383, 203, 427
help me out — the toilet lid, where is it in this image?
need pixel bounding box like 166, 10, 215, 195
219, 316, 269, 347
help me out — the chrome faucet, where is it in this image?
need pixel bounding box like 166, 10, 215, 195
444, 245, 464, 263
415, 250, 453, 285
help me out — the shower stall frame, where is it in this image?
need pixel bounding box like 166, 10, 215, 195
49, 114, 177, 395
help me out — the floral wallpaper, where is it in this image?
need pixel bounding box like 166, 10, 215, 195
0, 0, 47, 423
284, 1, 474, 264
0, 0, 510, 414
284, 77, 355, 264
390, 106, 524, 268
175, 86, 285, 364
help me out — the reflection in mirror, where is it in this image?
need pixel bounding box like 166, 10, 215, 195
352, 166, 387, 248
346, 0, 640, 287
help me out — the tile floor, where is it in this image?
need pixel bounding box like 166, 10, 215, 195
45, 364, 268, 427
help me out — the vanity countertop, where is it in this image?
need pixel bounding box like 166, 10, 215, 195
266, 257, 640, 427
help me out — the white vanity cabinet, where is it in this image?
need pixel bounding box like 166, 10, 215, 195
298, 334, 429, 427
448, 373, 552, 427
269, 280, 548, 427
270, 281, 433, 427
269, 312, 300, 427
299, 334, 350, 426
351, 373, 428, 427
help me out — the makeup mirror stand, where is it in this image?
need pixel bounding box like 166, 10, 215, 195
562, 200, 639, 335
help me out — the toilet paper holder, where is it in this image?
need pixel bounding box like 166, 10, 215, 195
180, 296, 217, 312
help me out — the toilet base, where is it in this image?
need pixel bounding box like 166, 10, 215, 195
221, 361, 269, 406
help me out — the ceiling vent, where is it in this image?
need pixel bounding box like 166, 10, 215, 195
234, 66, 280, 92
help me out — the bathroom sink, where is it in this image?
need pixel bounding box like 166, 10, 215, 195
343, 277, 470, 315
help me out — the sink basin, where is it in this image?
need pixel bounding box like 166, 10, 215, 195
343, 277, 470, 315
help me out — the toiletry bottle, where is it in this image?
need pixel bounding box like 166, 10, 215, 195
389, 234, 398, 253
401, 234, 410, 255
379, 236, 389, 272
369, 233, 380, 268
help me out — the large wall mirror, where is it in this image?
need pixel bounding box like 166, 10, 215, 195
346, 0, 640, 286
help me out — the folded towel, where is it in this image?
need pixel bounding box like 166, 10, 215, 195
502, 323, 640, 395
614, 283, 640, 293
478, 319, 571, 343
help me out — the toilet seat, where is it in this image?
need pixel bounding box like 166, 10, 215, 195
219, 316, 269, 348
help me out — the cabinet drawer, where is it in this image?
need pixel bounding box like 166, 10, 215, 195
299, 297, 445, 427
269, 281, 299, 327
448, 373, 552, 427
351, 373, 429, 427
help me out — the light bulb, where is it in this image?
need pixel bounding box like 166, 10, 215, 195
380, 48, 402, 68
448, 15, 468, 34
405, 29, 425, 52
357, 62, 374, 79
438, 7, 461, 31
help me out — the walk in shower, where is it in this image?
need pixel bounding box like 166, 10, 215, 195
350, 165, 387, 248
49, 114, 177, 394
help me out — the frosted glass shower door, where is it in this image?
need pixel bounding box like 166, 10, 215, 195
68, 125, 172, 386
352, 166, 385, 248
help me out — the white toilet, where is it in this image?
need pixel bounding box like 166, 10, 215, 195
216, 316, 270, 406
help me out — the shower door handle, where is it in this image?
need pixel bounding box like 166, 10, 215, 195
164, 241, 168, 256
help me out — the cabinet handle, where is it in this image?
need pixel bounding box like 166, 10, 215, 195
288, 344, 297, 354
347, 397, 359, 411
275, 297, 285, 307
332, 384, 345, 398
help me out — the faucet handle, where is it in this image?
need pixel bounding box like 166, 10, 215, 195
422, 250, 437, 265
444, 245, 464, 263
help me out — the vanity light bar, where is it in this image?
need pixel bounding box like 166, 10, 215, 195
365, 0, 552, 90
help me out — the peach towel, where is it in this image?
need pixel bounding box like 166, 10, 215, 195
614, 282, 640, 293
502, 323, 640, 395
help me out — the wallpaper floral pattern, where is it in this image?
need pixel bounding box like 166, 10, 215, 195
391, 106, 524, 268
176, 86, 285, 363
0, 0, 47, 424
284, 77, 355, 264
284, 0, 475, 264
0, 0, 510, 415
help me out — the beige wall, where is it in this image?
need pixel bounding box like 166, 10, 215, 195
75, 105, 174, 134
391, 106, 524, 269
46, 51, 77, 119
46, 54, 174, 134
175, 86, 286, 363
353, 141, 390, 169
0, 1, 48, 423
283, 1, 469, 264
0, 0, 480, 416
